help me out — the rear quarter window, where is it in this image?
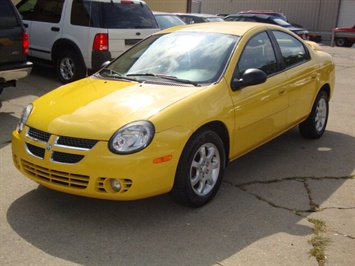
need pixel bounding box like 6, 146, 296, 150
273, 30, 310, 68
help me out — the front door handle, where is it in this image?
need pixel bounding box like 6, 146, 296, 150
51, 27, 60, 32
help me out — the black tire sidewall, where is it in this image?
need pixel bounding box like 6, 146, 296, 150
171, 130, 226, 207
299, 90, 329, 139
56, 50, 85, 84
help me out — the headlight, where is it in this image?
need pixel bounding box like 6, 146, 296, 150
109, 121, 155, 154
17, 103, 33, 133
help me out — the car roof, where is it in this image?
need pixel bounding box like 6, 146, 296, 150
227, 13, 272, 19
84, 0, 146, 2
175, 13, 221, 18
153, 11, 177, 15
239, 10, 287, 19
159, 21, 278, 36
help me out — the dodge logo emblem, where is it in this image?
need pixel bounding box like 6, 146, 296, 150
46, 144, 52, 151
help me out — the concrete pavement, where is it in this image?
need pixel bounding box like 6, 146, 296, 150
0, 45, 354, 266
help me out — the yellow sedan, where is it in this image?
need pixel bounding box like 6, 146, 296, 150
12, 22, 335, 207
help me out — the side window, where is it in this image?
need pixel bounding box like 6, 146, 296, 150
273, 30, 310, 68
71, 0, 91, 27
16, 0, 38, 20
0, 0, 18, 28
237, 31, 278, 76
35, 0, 64, 23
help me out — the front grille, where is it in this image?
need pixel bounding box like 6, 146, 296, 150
25, 127, 99, 165
26, 143, 45, 159
22, 159, 89, 189
56, 136, 97, 149
52, 151, 84, 164
28, 128, 51, 142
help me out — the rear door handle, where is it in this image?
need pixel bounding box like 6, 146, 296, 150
51, 27, 60, 32
279, 87, 287, 96
24, 23, 29, 28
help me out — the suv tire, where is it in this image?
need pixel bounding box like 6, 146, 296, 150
56, 50, 86, 84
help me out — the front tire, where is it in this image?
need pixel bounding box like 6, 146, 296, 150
56, 50, 86, 84
170, 130, 226, 207
299, 90, 329, 139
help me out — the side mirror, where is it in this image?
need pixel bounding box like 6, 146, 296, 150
231, 68, 267, 91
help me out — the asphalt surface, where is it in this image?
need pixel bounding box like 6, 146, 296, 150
0, 45, 354, 266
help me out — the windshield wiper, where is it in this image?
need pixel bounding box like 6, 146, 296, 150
98, 69, 139, 82
126, 73, 199, 86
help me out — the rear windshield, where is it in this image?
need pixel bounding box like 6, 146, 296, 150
71, 0, 158, 29
0, 0, 19, 28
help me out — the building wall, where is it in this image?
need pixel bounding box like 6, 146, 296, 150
193, 0, 340, 32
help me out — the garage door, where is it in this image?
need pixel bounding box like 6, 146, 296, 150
337, 0, 355, 27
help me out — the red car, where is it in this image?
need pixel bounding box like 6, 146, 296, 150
333, 25, 355, 47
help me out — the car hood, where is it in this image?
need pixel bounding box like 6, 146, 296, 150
28, 76, 204, 140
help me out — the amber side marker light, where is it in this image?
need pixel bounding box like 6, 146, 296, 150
153, 155, 173, 164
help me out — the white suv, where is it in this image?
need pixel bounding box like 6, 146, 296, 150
16, 0, 159, 83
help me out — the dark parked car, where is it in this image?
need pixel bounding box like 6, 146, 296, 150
174, 13, 224, 24
0, 0, 32, 95
333, 25, 355, 47
224, 13, 310, 40
238, 10, 288, 22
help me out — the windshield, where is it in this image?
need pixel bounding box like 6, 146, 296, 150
155, 15, 185, 30
273, 18, 291, 27
99, 32, 239, 85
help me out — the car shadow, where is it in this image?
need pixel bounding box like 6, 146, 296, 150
6, 128, 354, 265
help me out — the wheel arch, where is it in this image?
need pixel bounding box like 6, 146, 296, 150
51, 39, 86, 68
194, 121, 230, 166
319, 83, 331, 99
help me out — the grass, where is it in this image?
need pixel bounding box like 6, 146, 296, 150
307, 218, 331, 266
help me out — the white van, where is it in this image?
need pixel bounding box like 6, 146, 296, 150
16, 0, 159, 83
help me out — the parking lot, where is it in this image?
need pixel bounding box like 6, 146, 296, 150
0, 45, 354, 266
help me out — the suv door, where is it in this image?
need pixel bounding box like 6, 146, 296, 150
17, 0, 65, 61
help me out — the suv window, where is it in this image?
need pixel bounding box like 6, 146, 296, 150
272, 31, 310, 68
17, 0, 64, 23
71, 0, 157, 29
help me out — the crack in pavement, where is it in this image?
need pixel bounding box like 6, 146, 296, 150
223, 175, 354, 265
223, 175, 355, 232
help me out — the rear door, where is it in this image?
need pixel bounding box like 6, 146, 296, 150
271, 30, 319, 125
17, 0, 65, 61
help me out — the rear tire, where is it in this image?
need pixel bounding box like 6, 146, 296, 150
56, 50, 86, 84
335, 37, 349, 47
299, 90, 329, 139
170, 130, 226, 207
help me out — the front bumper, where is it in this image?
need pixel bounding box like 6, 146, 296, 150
12, 126, 181, 201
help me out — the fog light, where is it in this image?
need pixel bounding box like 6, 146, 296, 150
110, 178, 121, 192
